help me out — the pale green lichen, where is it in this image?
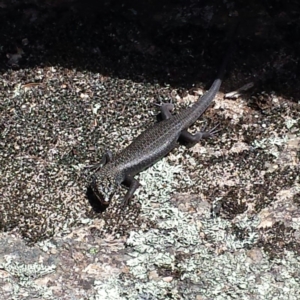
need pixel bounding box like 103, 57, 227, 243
38, 240, 57, 253
252, 135, 288, 158
1, 259, 56, 283
92, 157, 300, 300
285, 118, 298, 129
201, 215, 260, 251
92, 277, 124, 300
0, 257, 56, 299
252, 135, 290, 158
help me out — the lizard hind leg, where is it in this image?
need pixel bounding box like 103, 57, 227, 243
179, 124, 221, 144
101, 150, 113, 165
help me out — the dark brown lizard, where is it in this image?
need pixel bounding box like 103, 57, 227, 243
91, 44, 233, 206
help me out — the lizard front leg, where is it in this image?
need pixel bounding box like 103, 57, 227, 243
159, 103, 174, 120
100, 150, 113, 165
154, 102, 174, 120
86, 150, 113, 171
122, 175, 140, 206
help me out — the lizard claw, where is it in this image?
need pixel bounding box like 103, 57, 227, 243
85, 162, 103, 172
153, 97, 175, 120
199, 123, 221, 139
153, 97, 173, 107
208, 123, 222, 137
153, 102, 162, 107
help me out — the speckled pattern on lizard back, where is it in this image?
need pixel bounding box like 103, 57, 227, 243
91, 44, 233, 206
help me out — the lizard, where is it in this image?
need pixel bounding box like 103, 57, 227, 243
90, 42, 234, 207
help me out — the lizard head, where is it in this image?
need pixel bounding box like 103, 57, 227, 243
91, 168, 120, 204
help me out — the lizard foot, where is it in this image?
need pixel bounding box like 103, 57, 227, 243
153, 98, 174, 120
200, 123, 221, 138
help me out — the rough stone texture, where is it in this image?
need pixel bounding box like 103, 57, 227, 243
0, 0, 300, 299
